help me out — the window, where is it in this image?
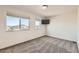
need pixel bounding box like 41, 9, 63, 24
21, 18, 30, 30
35, 20, 41, 29
6, 16, 30, 31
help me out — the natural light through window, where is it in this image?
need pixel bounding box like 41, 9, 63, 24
6, 16, 30, 31
21, 18, 30, 30
35, 20, 41, 29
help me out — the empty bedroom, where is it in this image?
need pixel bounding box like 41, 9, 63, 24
0, 5, 79, 53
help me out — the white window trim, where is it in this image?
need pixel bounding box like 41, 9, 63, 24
6, 15, 30, 32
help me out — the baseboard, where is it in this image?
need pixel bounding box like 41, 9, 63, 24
47, 35, 77, 42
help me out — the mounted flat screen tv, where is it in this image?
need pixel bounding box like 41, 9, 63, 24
41, 19, 50, 24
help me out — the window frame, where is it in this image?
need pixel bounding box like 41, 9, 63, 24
35, 19, 41, 30
6, 15, 30, 32
20, 17, 30, 31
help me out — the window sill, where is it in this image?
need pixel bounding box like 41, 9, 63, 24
6, 29, 30, 32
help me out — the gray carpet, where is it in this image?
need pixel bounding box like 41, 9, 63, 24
0, 36, 78, 53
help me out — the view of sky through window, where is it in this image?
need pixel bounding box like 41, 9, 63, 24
6, 16, 30, 31
6, 16, 19, 26
21, 18, 29, 26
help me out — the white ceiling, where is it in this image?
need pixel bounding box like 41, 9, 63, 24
5, 5, 77, 17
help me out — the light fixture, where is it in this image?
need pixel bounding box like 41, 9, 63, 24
42, 5, 48, 9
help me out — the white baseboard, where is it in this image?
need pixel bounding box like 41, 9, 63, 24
47, 34, 77, 42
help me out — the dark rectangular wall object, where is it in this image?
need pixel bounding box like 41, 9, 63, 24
41, 19, 50, 24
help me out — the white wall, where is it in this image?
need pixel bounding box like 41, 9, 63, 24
47, 10, 77, 41
0, 6, 45, 49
